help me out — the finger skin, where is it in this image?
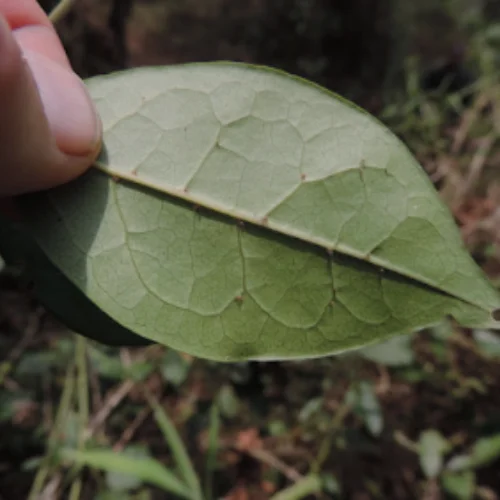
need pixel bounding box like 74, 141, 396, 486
0, 0, 101, 197
0, 0, 53, 28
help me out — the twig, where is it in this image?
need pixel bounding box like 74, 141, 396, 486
374, 364, 391, 395
113, 406, 151, 452
451, 92, 490, 154
49, 0, 74, 25
38, 474, 62, 500
312, 400, 351, 473
84, 379, 136, 440
393, 430, 419, 453
84, 346, 155, 439
464, 135, 496, 192
452, 134, 496, 210
245, 448, 303, 483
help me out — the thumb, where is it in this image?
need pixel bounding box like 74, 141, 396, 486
0, 14, 101, 197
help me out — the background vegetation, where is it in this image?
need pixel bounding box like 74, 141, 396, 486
1, 0, 500, 498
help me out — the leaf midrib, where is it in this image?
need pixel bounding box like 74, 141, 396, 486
94, 162, 491, 314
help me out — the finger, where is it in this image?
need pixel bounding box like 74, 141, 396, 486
1, 0, 69, 65
0, 0, 53, 29
0, 14, 101, 196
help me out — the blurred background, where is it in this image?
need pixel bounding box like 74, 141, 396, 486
1, 0, 500, 498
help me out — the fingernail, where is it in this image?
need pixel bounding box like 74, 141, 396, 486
22, 49, 101, 157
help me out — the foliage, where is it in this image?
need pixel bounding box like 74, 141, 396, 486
3, 63, 500, 362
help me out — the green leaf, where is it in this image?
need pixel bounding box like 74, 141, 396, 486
105, 446, 148, 492
7, 63, 500, 360
441, 471, 475, 500
321, 473, 341, 496
473, 330, 500, 358
447, 434, 500, 471
60, 448, 192, 499
418, 430, 448, 479
298, 397, 323, 423
0, 217, 149, 347
269, 474, 322, 500
88, 346, 124, 380
216, 384, 241, 418
161, 350, 191, 386
147, 395, 203, 500
469, 434, 500, 468
358, 334, 414, 366
347, 382, 383, 437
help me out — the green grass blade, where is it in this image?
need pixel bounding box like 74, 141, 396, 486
146, 393, 203, 500
269, 474, 322, 500
60, 448, 192, 499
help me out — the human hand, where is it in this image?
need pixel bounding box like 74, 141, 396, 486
0, 0, 101, 198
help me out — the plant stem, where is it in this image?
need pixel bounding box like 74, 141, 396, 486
49, 0, 74, 24
28, 360, 76, 500
312, 400, 351, 474
68, 336, 89, 500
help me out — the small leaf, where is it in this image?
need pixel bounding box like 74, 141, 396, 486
446, 434, 500, 471
88, 346, 124, 380
321, 473, 341, 495
161, 350, 191, 386
485, 24, 500, 41
125, 361, 154, 382
473, 330, 500, 357
446, 454, 473, 472
347, 382, 383, 437
60, 448, 191, 499
298, 398, 323, 423
6, 63, 500, 360
469, 434, 500, 468
418, 430, 448, 479
216, 384, 241, 418
358, 334, 414, 366
441, 471, 475, 500
269, 474, 322, 500
268, 420, 287, 437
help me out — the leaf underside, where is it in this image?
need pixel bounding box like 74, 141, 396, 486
12, 63, 500, 361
